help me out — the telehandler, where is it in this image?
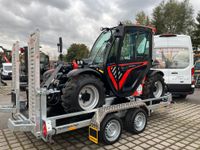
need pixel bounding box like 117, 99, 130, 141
44, 24, 165, 112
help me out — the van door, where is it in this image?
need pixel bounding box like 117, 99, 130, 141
164, 34, 192, 85
152, 47, 169, 84
168, 47, 191, 84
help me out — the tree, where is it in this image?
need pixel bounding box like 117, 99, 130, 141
192, 12, 200, 49
65, 43, 89, 62
152, 0, 194, 35
122, 20, 133, 25
135, 11, 150, 25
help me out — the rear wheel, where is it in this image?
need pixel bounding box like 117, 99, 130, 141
142, 74, 165, 99
99, 114, 122, 145
61, 74, 105, 112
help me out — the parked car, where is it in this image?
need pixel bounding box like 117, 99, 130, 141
0, 63, 12, 79
196, 75, 200, 88
153, 34, 195, 98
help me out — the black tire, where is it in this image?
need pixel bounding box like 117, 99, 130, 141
0, 77, 7, 86
179, 94, 187, 99
124, 108, 147, 134
1, 75, 4, 80
99, 114, 122, 145
61, 74, 105, 112
142, 74, 165, 99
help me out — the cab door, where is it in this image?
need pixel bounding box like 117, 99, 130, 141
106, 27, 152, 97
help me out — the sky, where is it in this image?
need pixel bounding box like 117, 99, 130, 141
0, 0, 200, 59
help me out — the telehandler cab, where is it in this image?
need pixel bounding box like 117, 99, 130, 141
45, 24, 165, 112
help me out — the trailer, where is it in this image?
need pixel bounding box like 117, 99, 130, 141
0, 30, 172, 144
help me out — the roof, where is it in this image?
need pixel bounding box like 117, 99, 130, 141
2, 63, 12, 66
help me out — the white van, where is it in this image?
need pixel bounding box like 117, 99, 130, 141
153, 34, 195, 98
0, 63, 12, 79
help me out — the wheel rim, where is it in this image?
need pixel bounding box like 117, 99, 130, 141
105, 119, 121, 142
134, 112, 146, 131
153, 81, 163, 98
78, 84, 99, 110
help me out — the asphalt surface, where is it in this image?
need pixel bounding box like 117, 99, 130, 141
0, 81, 200, 150
184, 88, 200, 104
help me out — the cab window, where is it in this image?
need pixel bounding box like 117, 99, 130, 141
120, 30, 150, 62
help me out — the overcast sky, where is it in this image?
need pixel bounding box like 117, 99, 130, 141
0, 0, 200, 59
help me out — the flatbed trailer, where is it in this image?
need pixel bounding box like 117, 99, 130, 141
0, 31, 172, 144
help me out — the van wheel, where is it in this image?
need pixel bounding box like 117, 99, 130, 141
142, 74, 165, 99
179, 94, 187, 99
1, 75, 4, 80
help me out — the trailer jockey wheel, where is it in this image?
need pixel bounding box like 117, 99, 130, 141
99, 114, 122, 145
124, 108, 147, 134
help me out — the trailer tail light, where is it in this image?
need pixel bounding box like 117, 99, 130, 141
42, 121, 47, 138
42, 120, 52, 139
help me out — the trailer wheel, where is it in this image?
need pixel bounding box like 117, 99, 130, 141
100, 114, 122, 145
61, 74, 105, 112
124, 108, 147, 134
142, 74, 165, 99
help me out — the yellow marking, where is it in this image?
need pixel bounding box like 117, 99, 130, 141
98, 69, 104, 74
68, 126, 77, 131
89, 126, 98, 144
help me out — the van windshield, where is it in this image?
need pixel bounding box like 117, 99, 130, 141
4, 65, 12, 71
153, 48, 189, 69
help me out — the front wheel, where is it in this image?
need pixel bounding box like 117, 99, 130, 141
1, 75, 4, 80
61, 74, 105, 112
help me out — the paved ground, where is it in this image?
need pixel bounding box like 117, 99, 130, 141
0, 81, 200, 150
186, 88, 200, 104
0, 83, 11, 97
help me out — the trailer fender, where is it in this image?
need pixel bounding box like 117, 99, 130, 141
140, 105, 150, 116
67, 68, 102, 79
